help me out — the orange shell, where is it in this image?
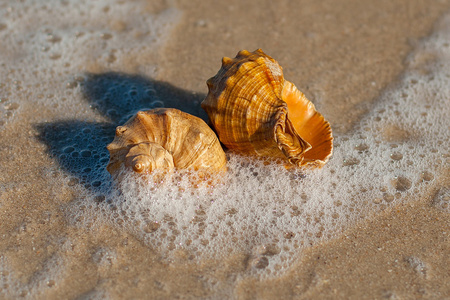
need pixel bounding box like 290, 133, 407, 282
106, 108, 227, 176
201, 49, 333, 168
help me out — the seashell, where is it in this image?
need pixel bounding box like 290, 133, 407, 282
106, 108, 227, 177
201, 49, 333, 168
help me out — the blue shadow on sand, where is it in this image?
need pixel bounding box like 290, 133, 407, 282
36, 72, 207, 193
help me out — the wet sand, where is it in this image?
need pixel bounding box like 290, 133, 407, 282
0, 0, 449, 299
237, 198, 450, 299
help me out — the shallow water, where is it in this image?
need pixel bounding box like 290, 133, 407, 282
0, 0, 449, 299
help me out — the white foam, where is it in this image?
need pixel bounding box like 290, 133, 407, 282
68, 14, 450, 276
0, 0, 180, 128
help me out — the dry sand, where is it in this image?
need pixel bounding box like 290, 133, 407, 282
0, 0, 449, 299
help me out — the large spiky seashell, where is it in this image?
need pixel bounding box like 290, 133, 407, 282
201, 49, 333, 168
106, 108, 227, 177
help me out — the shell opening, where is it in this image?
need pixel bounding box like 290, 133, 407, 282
282, 81, 333, 166
274, 108, 312, 166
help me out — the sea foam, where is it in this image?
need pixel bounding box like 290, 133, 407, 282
67, 15, 450, 276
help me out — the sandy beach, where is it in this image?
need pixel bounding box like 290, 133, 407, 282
0, 0, 449, 299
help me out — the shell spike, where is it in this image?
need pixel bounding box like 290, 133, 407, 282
135, 111, 147, 120
255, 48, 265, 54
237, 49, 251, 57
115, 126, 126, 136
221, 56, 233, 66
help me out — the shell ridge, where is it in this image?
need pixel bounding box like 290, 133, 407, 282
158, 108, 172, 153
175, 128, 206, 168
185, 135, 218, 170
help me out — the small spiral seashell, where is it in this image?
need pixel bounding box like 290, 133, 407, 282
201, 49, 333, 168
106, 108, 227, 177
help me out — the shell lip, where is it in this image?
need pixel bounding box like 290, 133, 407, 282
280, 81, 333, 168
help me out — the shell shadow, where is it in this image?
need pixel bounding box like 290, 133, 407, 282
35, 121, 115, 193
83, 72, 208, 125
36, 72, 207, 193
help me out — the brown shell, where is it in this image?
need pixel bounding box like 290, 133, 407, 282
201, 49, 333, 168
106, 108, 227, 176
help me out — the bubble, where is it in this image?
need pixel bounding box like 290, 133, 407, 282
49, 53, 61, 60
354, 143, 369, 152
343, 157, 360, 166
283, 232, 295, 240
373, 198, 382, 204
92, 181, 101, 187
257, 244, 281, 256
80, 150, 91, 157
151, 100, 164, 108
94, 195, 105, 203
101, 33, 112, 40
62, 146, 74, 153
67, 177, 79, 186
383, 193, 395, 203
143, 222, 160, 233
382, 125, 412, 143
392, 176, 412, 192
290, 206, 302, 217
4, 102, 19, 110
420, 171, 434, 182
66, 81, 78, 89
253, 256, 269, 269
46, 34, 61, 43
46, 280, 56, 287
390, 152, 403, 160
